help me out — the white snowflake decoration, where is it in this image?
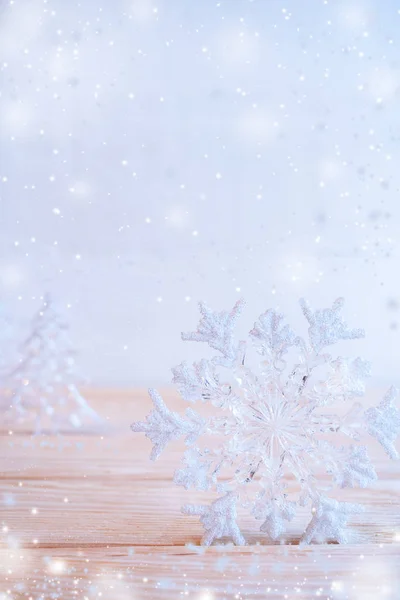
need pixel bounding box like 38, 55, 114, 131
132, 298, 400, 545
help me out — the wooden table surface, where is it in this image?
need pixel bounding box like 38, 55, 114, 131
1, 388, 400, 600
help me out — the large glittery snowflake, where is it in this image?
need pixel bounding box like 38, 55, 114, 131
132, 298, 400, 545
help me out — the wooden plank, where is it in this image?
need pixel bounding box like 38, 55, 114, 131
1, 545, 400, 599
1, 389, 400, 599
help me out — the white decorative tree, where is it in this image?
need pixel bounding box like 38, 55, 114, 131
0, 303, 16, 377
4, 294, 102, 433
0, 303, 19, 413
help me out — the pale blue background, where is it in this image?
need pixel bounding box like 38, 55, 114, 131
0, 0, 399, 384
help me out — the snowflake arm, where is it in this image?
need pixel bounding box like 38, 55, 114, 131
172, 359, 235, 408
174, 448, 214, 491
324, 357, 371, 400
334, 445, 377, 489
300, 497, 364, 545
252, 491, 295, 541
182, 492, 245, 546
250, 309, 299, 368
299, 297, 365, 353
131, 388, 205, 460
364, 386, 400, 459
310, 403, 364, 441
182, 299, 245, 366
171, 361, 207, 403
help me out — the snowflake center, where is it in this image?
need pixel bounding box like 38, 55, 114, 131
241, 390, 307, 459
256, 401, 296, 436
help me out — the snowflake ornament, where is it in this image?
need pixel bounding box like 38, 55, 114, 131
132, 298, 400, 545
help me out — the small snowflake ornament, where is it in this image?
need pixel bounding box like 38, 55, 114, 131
132, 298, 400, 545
